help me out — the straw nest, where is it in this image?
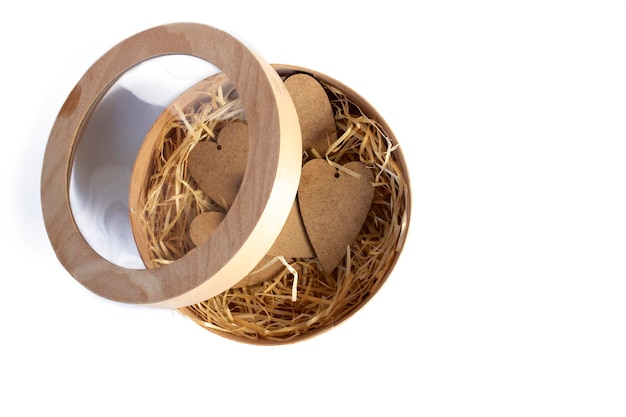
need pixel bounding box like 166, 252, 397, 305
132, 69, 409, 344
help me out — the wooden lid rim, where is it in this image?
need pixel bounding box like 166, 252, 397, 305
41, 23, 302, 308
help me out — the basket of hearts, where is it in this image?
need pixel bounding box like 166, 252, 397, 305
41, 23, 411, 345
128, 63, 411, 344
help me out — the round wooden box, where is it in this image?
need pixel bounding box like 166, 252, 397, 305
41, 23, 411, 344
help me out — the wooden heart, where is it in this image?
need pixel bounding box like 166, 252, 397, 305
284, 73, 337, 156
189, 211, 294, 288
188, 118, 315, 259
267, 200, 315, 259
298, 160, 374, 273
187, 73, 338, 264
187, 120, 248, 209
190, 204, 314, 260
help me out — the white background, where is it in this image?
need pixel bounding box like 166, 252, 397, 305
2, 1, 626, 415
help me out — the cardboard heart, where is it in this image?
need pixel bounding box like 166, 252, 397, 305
189, 211, 295, 288
284, 73, 337, 156
187, 120, 248, 209
298, 160, 374, 273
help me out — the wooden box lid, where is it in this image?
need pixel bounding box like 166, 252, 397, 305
41, 23, 302, 308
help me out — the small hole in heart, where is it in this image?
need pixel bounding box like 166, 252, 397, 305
334, 172, 340, 178
216, 144, 222, 151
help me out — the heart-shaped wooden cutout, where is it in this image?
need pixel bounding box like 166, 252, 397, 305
189, 211, 225, 246
189, 211, 295, 288
267, 200, 315, 259
284, 73, 337, 156
187, 73, 338, 265
187, 120, 248, 209
298, 160, 374, 274
188, 118, 315, 259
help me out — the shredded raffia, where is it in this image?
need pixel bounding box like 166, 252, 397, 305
132, 72, 409, 344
